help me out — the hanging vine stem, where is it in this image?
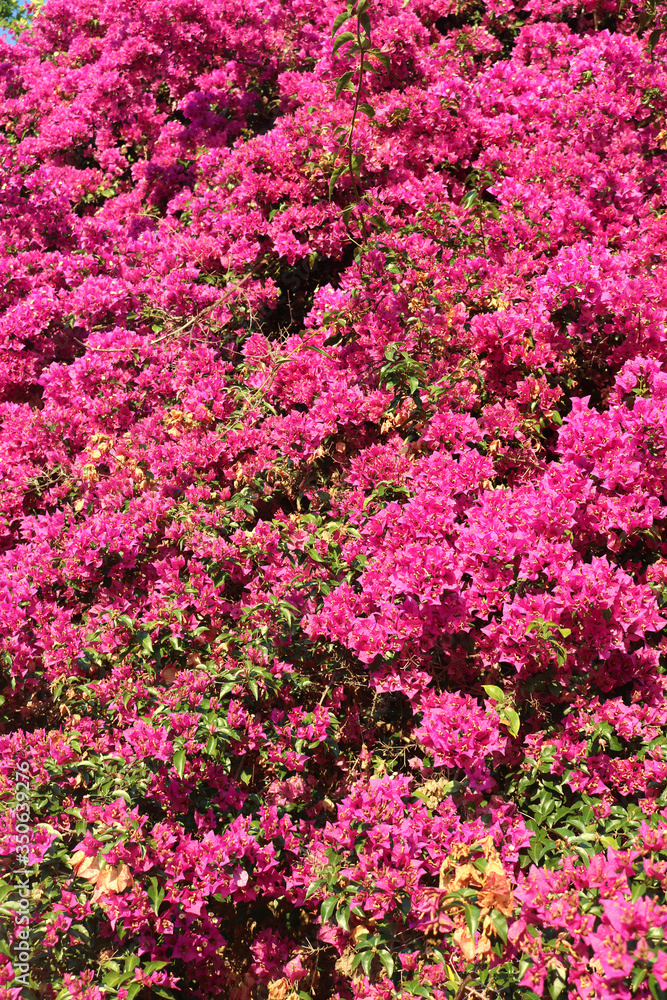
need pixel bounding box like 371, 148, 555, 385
329, 0, 389, 240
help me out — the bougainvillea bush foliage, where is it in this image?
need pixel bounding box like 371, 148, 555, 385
3, 0, 667, 995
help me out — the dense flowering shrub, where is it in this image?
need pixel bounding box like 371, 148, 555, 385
1, 0, 667, 996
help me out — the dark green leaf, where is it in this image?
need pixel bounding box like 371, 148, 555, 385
304, 878, 324, 900
378, 950, 394, 978
147, 877, 166, 916
331, 10, 352, 34
489, 909, 508, 944
547, 966, 567, 1000
144, 961, 169, 974
370, 49, 390, 69
329, 164, 349, 200
332, 30, 355, 54
336, 903, 350, 930
464, 902, 481, 942
360, 950, 373, 976
334, 71, 354, 98
632, 967, 648, 992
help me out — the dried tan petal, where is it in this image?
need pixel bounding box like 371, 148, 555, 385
71, 852, 102, 883
70, 850, 86, 871
475, 931, 493, 957
92, 863, 134, 901
451, 863, 483, 892
453, 924, 476, 962
479, 835, 501, 864
267, 979, 291, 1000
93, 867, 113, 899
335, 947, 357, 978
479, 859, 514, 917
108, 863, 133, 892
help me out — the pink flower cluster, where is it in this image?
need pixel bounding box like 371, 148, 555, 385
0, 0, 667, 996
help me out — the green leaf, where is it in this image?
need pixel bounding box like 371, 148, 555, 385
125, 984, 142, 1000
342, 204, 355, 225
147, 877, 166, 916
368, 214, 391, 232
331, 10, 353, 35
370, 49, 390, 70
357, 102, 375, 117
547, 966, 567, 1000
489, 909, 508, 944
378, 950, 394, 978
103, 972, 125, 988
464, 902, 481, 942
329, 164, 349, 200
320, 896, 337, 923
336, 903, 350, 930
632, 967, 648, 992
403, 983, 432, 998
304, 878, 324, 900
304, 345, 336, 360
361, 950, 373, 976
172, 748, 186, 778
502, 707, 521, 737
144, 961, 169, 974
648, 973, 667, 1000
333, 30, 355, 53
483, 684, 505, 703
334, 71, 354, 98
630, 879, 646, 902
